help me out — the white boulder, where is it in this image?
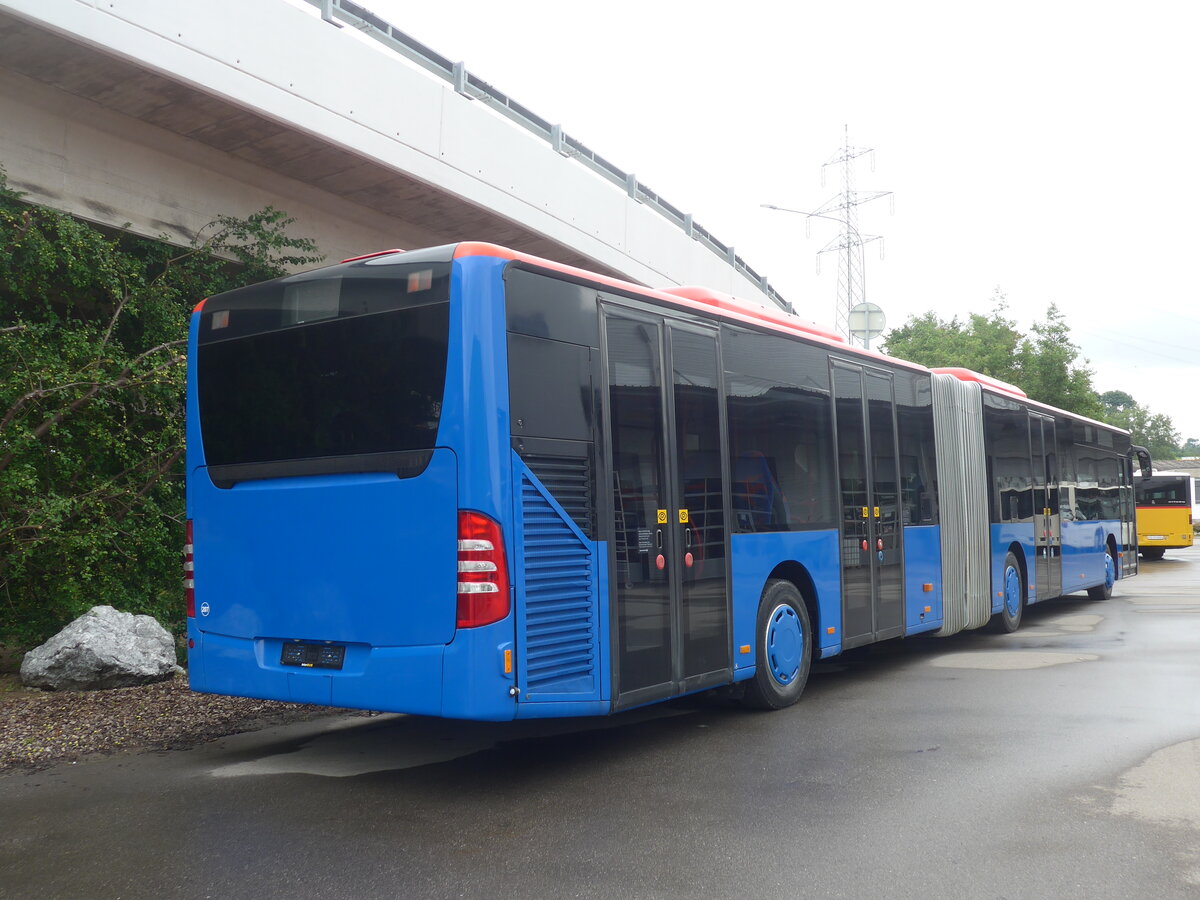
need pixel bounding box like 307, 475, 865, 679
20, 605, 180, 691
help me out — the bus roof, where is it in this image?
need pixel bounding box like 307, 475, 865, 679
930, 367, 1027, 398
450, 241, 932, 373
340, 242, 1132, 439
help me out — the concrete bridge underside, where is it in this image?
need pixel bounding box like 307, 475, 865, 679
0, 1, 780, 305
0, 7, 610, 275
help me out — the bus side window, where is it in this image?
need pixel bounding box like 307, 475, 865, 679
731, 451, 788, 531
896, 371, 938, 527
724, 327, 835, 533
507, 333, 592, 443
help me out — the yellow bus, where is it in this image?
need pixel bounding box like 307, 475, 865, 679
1134, 471, 1195, 560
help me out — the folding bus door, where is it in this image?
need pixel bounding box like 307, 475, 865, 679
1118, 457, 1138, 578
1030, 413, 1062, 599
833, 361, 904, 648
603, 309, 730, 710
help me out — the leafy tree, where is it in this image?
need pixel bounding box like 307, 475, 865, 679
882, 292, 1101, 418
1100, 391, 1181, 462
880, 291, 1022, 386
1016, 305, 1102, 419
0, 169, 321, 647
1179, 437, 1200, 457
1098, 390, 1136, 416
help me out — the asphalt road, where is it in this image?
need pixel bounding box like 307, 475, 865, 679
3, 548, 1199, 899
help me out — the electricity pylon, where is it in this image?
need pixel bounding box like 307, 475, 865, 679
811, 127, 891, 345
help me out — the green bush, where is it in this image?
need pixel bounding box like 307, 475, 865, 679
0, 169, 321, 647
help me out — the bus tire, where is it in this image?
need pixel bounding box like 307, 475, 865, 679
989, 552, 1024, 633
1088, 544, 1116, 601
743, 580, 812, 710
1140, 547, 1165, 561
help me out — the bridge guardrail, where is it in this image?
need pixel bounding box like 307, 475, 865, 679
310, 0, 789, 311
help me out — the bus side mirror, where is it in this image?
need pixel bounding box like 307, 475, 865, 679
1130, 445, 1152, 478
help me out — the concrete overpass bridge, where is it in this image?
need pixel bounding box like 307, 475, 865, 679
0, 0, 788, 310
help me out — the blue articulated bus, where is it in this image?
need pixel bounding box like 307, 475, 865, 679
184, 242, 1150, 720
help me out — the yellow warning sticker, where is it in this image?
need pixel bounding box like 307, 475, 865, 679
657, 509, 668, 524
678, 509, 689, 523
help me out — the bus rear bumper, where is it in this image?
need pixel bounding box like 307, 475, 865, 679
1140, 536, 1194, 548
187, 630, 445, 717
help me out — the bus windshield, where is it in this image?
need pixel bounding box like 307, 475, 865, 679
196, 261, 450, 484
1136, 475, 1192, 506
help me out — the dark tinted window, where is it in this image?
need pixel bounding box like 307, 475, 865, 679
1068, 419, 1133, 521
724, 328, 834, 531
505, 267, 599, 347
198, 260, 451, 474
199, 259, 450, 344
1136, 476, 1190, 505
1075, 446, 1100, 520
896, 371, 938, 525
1056, 418, 1076, 521
984, 397, 1032, 523
508, 333, 593, 442
1098, 454, 1121, 519
199, 297, 448, 468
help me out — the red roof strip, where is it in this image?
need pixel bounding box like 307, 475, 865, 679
453, 242, 931, 373
660, 286, 847, 343
932, 367, 1028, 398
932, 366, 1130, 434
341, 249, 404, 263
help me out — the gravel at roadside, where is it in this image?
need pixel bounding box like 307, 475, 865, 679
0, 673, 359, 774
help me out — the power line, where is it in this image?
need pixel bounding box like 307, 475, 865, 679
815, 127, 891, 346
1074, 327, 1200, 366
763, 127, 892, 347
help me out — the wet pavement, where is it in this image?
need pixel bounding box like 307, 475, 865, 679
2, 547, 1198, 898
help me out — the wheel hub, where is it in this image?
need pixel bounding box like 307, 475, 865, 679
1004, 565, 1021, 618
766, 604, 802, 685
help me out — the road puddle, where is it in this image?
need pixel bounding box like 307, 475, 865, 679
1022, 613, 1104, 636
1111, 738, 1200, 829
929, 650, 1098, 670
1109, 738, 1200, 886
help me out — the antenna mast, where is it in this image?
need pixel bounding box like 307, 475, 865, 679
813, 126, 892, 346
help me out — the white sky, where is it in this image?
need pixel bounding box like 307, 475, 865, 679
360, 0, 1200, 442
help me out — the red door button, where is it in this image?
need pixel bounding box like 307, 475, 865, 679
876, 539, 884, 551
684, 552, 694, 568
656, 554, 666, 570
861, 540, 869, 551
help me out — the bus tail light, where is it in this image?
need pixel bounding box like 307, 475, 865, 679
184, 519, 195, 618
457, 511, 510, 628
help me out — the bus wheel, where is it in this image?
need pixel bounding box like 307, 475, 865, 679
743, 580, 812, 710
1088, 545, 1116, 601
989, 552, 1024, 633
1141, 547, 1165, 561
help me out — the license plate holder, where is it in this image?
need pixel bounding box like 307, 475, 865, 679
281, 642, 346, 670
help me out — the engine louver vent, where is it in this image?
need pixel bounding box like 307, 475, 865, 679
523, 453, 594, 539
520, 471, 597, 694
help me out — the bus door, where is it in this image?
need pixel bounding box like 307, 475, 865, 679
1029, 413, 1062, 598
832, 361, 904, 648
604, 310, 731, 709
1118, 458, 1137, 577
